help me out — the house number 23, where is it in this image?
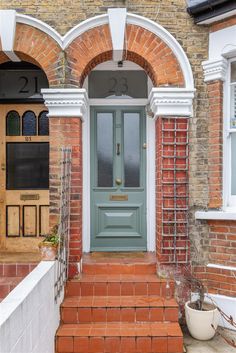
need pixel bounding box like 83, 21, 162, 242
108, 77, 128, 95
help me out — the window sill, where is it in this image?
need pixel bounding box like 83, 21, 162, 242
195, 210, 236, 220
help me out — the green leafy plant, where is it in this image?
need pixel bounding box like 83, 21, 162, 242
42, 225, 59, 246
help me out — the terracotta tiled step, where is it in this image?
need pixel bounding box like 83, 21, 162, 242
61, 296, 178, 324
56, 322, 183, 353
0, 263, 37, 277
0, 276, 23, 298
65, 275, 174, 298
83, 253, 156, 275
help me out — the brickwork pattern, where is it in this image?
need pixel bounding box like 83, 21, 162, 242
66, 25, 113, 87
66, 24, 184, 87
210, 16, 236, 32
193, 220, 236, 296
156, 118, 190, 264
15, 24, 63, 86
125, 24, 184, 87
49, 118, 83, 277
194, 265, 236, 297
207, 81, 223, 209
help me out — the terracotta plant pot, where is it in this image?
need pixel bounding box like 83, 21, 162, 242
185, 301, 219, 340
38, 241, 58, 261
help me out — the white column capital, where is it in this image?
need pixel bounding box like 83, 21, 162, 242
41, 88, 88, 119
202, 58, 228, 83
148, 87, 195, 119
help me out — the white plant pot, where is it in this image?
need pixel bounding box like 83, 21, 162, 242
185, 301, 219, 340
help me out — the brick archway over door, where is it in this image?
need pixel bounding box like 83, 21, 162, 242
66, 24, 185, 87
0, 24, 62, 86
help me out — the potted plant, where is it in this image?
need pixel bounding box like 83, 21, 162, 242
38, 225, 60, 261
174, 267, 219, 341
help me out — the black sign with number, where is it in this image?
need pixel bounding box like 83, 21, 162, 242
88, 71, 147, 98
0, 70, 49, 100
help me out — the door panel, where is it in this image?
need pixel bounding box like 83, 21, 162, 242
0, 105, 49, 251
91, 106, 146, 251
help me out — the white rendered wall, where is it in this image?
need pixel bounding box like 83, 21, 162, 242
0, 261, 63, 353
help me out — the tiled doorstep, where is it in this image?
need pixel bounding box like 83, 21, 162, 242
61, 296, 178, 324
56, 322, 183, 353
65, 275, 175, 298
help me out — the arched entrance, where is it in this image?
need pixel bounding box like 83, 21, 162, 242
0, 8, 194, 272
84, 60, 151, 251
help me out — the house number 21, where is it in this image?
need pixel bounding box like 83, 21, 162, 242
18, 76, 39, 94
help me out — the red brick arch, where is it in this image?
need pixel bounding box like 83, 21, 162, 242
66, 24, 185, 87
0, 24, 63, 86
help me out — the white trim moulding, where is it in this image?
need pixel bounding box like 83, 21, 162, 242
195, 210, 236, 220
207, 263, 236, 272
41, 88, 88, 118
149, 87, 194, 118
202, 58, 228, 82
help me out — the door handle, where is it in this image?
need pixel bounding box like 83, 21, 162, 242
115, 178, 122, 185
116, 143, 120, 156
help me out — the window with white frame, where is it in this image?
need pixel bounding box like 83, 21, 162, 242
226, 60, 236, 208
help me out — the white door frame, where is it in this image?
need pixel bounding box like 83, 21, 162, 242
82, 98, 156, 252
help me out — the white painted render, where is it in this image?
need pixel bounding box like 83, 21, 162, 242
0, 261, 63, 353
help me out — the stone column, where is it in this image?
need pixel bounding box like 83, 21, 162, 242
42, 88, 88, 278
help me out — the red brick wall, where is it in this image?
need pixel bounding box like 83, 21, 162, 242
210, 16, 236, 32
194, 265, 236, 297
14, 24, 63, 86
207, 80, 223, 209
208, 221, 236, 267
50, 117, 83, 278
194, 220, 236, 296
156, 117, 190, 264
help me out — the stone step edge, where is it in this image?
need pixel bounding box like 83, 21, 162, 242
57, 322, 183, 338
61, 296, 178, 308
66, 275, 172, 283
82, 264, 156, 275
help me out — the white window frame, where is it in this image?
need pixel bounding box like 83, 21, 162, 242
224, 58, 236, 210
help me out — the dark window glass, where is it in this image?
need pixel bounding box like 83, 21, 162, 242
38, 111, 49, 135
22, 111, 36, 135
97, 113, 113, 187
6, 111, 20, 136
89, 71, 148, 98
124, 113, 140, 187
7, 143, 49, 189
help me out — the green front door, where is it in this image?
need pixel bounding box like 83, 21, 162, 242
90, 106, 146, 251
